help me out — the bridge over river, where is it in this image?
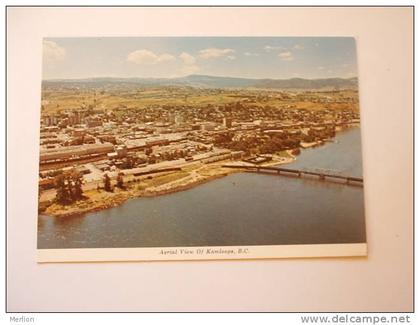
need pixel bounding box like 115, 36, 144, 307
223, 164, 363, 187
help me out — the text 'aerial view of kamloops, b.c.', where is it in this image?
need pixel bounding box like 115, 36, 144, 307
37, 37, 366, 260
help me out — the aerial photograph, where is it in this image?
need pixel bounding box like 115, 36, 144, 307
37, 37, 366, 253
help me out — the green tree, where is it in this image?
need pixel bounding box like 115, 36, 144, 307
116, 173, 125, 190
54, 170, 84, 205
55, 173, 71, 204
103, 173, 112, 192
71, 171, 84, 200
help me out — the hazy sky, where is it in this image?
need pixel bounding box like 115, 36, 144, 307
42, 37, 358, 80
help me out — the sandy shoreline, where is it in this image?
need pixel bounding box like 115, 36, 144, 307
40, 161, 265, 218
42, 172, 233, 218
40, 152, 297, 218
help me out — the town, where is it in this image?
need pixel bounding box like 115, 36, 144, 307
38, 84, 360, 217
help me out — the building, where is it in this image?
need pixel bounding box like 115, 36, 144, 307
86, 116, 103, 128
116, 145, 128, 158
222, 117, 232, 128
40, 143, 114, 164
200, 122, 217, 131
175, 114, 184, 125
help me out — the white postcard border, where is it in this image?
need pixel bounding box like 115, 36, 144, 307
37, 243, 367, 263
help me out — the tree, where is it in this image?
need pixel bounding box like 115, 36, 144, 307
116, 173, 125, 190
71, 171, 84, 200
54, 170, 84, 205
144, 147, 153, 156
103, 173, 112, 192
55, 173, 71, 204
148, 154, 157, 164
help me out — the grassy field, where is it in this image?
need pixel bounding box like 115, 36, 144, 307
276, 150, 294, 159
136, 171, 191, 189
41, 87, 243, 114
41, 86, 359, 115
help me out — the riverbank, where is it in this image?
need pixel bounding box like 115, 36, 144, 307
41, 118, 358, 219
40, 125, 362, 218
41, 152, 296, 218
40, 123, 360, 219
38, 126, 365, 249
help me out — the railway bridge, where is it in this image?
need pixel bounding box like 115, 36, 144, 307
223, 164, 363, 186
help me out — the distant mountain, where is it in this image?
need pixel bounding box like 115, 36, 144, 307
177, 74, 257, 88
252, 77, 358, 90
43, 74, 358, 90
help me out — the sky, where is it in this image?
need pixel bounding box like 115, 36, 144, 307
42, 37, 358, 80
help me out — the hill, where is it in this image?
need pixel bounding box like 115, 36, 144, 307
43, 74, 358, 90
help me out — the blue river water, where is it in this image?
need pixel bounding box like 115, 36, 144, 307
38, 127, 366, 249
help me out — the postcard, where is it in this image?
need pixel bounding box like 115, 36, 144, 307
37, 37, 367, 262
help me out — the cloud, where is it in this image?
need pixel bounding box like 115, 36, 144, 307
127, 49, 176, 64
178, 52, 200, 75
244, 52, 259, 56
317, 66, 325, 70
293, 44, 305, 50
226, 55, 236, 60
157, 53, 176, 63
264, 45, 286, 52
198, 48, 235, 59
179, 52, 196, 65
278, 51, 294, 61
43, 40, 66, 60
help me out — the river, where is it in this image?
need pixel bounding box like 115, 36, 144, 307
38, 127, 366, 249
